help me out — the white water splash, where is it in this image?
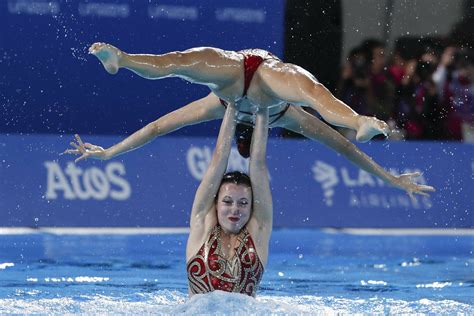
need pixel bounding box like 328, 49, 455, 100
401, 258, 421, 267
416, 282, 452, 289
75, 276, 110, 283
0, 263, 14, 270
42, 276, 110, 283
373, 264, 386, 269
361, 280, 388, 286
0, 291, 471, 315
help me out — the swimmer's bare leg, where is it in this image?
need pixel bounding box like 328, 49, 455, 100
89, 43, 243, 95
276, 107, 434, 196
257, 62, 390, 142
66, 93, 224, 161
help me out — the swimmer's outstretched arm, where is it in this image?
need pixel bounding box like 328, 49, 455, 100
247, 107, 272, 264
189, 102, 237, 228
64, 93, 224, 162
279, 106, 436, 199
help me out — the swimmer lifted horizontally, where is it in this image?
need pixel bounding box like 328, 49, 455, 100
87, 43, 388, 143
65, 43, 434, 199
186, 102, 271, 297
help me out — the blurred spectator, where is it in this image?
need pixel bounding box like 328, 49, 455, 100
393, 46, 447, 140
336, 39, 395, 140
295, 32, 474, 142
336, 35, 473, 142
433, 47, 474, 140
337, 46, 370, 116
361, 39, 395, 122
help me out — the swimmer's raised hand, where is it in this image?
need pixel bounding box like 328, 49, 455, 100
392, 172, 436, 202
62, 134, 108, 163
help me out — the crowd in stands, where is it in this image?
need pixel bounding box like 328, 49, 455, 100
335, 35, 473, 142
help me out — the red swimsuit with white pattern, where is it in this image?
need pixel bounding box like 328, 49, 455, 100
186, 225, 264, 297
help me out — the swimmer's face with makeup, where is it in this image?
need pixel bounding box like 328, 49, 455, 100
216, 183, 252, 234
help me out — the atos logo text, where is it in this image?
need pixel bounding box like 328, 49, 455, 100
44, 161, 131, 200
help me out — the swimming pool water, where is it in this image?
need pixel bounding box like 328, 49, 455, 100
0, 229, 472, 314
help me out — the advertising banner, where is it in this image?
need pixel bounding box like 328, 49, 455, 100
1, 134, 472, 228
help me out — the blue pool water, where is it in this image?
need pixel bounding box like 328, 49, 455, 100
0, 229, 472, 314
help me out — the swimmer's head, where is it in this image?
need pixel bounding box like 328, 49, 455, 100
216, 172, 253, 234
235, 124, 253, 158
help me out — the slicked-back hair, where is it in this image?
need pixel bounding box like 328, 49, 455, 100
221, 171, 251, 188
215, 171, 252, 202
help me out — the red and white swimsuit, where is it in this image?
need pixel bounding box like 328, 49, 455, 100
186, 225, 264, 297
220, 49, 290, 126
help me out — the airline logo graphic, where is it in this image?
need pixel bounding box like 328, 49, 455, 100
44, 161, 131, 200
311, 160, 432, 209
311, 161, 338, 206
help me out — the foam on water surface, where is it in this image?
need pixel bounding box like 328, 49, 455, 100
0, 231, 472, 314
0, 262, 14, 270
0, 291, 472, 315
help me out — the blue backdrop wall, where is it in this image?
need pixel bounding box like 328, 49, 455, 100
1, 1, 472, 229
1, 134, 472, 228
0, 0, 285, 136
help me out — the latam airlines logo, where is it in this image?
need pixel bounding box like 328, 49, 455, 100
312, 160, 432, 209
44, 161, 131, 200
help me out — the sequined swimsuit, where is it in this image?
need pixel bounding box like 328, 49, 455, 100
186, 225, 264, 297
219, 49, 290, 126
